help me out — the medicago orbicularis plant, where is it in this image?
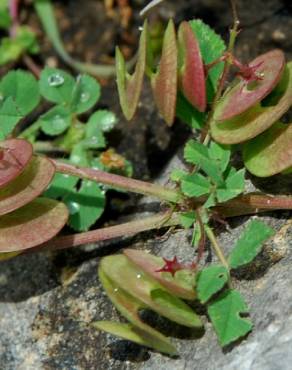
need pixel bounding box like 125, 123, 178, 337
0, 9, 291, 356
94, 15, 292, 354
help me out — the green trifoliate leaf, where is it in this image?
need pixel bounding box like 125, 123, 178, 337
184, 139, 209, 164
40, 105, 71, 136
204, 192, 216, 208
179, 211, 196, 228
87, 110, 117, 133
208, 289, 252, 347
189, 19, 226, 101
216, 168, 245, 203
181, 173, 211, 197
44, 172, 78, 199
228, 220, 275, 269
0, 70, 40, 115
65, 180, 105, 231
197, 265, 229, 304
0, 97, 22, 138
208, 142, 231, 173
70, 144, 90, 167
39, 67, 75, 104
70, 74, 100, 113
184, 140, 223, 185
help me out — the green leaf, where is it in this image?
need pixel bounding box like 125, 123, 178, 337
228, 220, 275, 269
44, 172, 79, 199
189, 20, 226, 101
97, 266, 178, 355
39, 67, 75, 104
0, 1, 10, 30
184, 140, 223, 185
0, 70, 40, 115
94, 321, 177, 355
151, 288, 202, 328
216, 168, 245, 203
40, 105, 71, 136
87, 110, 117, 133
184, 139, 209, 164
208, 142, 231, 173
181, 173, 211, 197
197, 265, 229, 304
64, 180, 105, 231
83, 110, 117, 149
70, 74, 100, 113
69, 144, 90, 166
243, 121, 292, 177
179, 211, 196, 228
208, 289, 252, 346
176, 92, 206, 129
0, 27, 39, 66
169, 168, 188, 182
0, 97, 23, 138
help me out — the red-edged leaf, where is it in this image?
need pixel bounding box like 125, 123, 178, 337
124, 249, 196, 300
0, 156, 55, 216
151, 19, 177, 125
215, 49, 285, 121
0, 139, 33, 188
116, 20, 147, 120
243, 121, 292, 177
178, 21, 206, 112
0, 198, 68, 252
211, 62, 292, 144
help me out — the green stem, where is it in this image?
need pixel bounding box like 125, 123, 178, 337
204, 225, 230, 271
52, 159, 183, 204
38, 211, 180, 251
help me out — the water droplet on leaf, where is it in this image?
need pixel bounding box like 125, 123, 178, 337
67, 201, 80, 215
136, 274, 142, 279
48, 74, 65, 87
80, 92, 90, 103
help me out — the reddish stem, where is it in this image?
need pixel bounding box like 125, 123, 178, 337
53, 159, 183, 204
37, 212, 180, 251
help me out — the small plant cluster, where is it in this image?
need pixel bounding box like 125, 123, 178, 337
0, 1, 292, 358
95, 14, 292, 354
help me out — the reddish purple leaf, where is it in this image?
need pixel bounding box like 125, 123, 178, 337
116, 20, 147, 120
0, 139, 33, 188
215, 49, 285, 121
151, 19, 177, 126
0, 198, 68, 252
0, 156, 55, 216
178, 21, 206, 112
211, 62, 292, 144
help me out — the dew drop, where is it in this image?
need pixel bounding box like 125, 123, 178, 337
136, 274, 142, 279
52, 115, 65, 129
80, 92, 90, 103
114, 288, 119, 293
67, 201, 80, 215
48, 74, 64, 87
